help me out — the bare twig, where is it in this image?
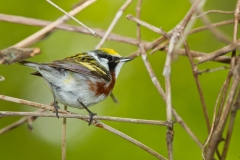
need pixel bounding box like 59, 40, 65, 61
214, 73, 232, 130
202, 78, 227, 159
149, 40, 169, 55
0, 96, 170, 127
163, 33, 177, 121
0, 47, 41, 64
0, 109, 45, 134
195, 10, 234, 19
127, 14, 169, 38
188, 20, 235, 35
184, 42, 211, 132
172, 109, 203, 149
0, 111, 169, 126
47, 0, 96, 36
140, 45, 165, 100
1, 112, 163, 159
0, 113, 166, 160
95, 121, 167, 160
205, 62, 240, 160
13, 0, 96, 47
196, 39, 240, 64
221, 89, 240, 160
197, 66, 229, 75
220, 2, 240, 159
163, 1, 203, 159
136, 0, 142, 42
62, 105, 67, 160
0, 14, 149, 47
190, 0, 232, 45
163, 32, 177, 160
95, 0, 133, 49
138, 34, 202, 156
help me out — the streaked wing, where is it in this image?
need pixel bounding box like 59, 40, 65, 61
47, 53, 110, 81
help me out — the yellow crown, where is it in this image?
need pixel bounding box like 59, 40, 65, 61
99, 48, 120, 56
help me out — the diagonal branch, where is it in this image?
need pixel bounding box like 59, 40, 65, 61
95, 0, 133, 49
13, 0, 96, 47
184, 42, 211, 132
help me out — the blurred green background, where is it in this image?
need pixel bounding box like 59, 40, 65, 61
0, 0, 240, 159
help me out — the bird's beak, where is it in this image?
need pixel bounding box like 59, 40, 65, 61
120, 57, 133, 62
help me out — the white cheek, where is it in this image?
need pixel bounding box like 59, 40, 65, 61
99, 58, 109, 71
88, 52, 109, 70
115, 62, 124, 78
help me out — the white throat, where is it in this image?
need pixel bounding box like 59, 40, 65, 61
114, 62, 124, 78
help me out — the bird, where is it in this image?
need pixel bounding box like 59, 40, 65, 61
19, 48, 132, 125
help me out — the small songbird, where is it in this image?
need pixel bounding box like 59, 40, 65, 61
20, 48, 132, 125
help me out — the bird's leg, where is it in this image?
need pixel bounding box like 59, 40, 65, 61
53, 96, 60, 118
50, 82, 60, 118
77, 98, 96, 126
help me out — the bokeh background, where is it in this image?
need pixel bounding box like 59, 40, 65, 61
0, 0, 240, 159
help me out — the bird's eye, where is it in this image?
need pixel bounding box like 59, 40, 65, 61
107, 56, 113, 62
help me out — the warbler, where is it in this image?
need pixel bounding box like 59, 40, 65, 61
20, 48, 132, 125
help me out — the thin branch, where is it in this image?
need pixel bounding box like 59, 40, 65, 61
195, 10, 234, 19
149, 40, 169, 55
0, 47, 41, 64
162, 32, 177, 160
0, 109, 45, 134
0, 14, 149, 47
95, 0, 133, 49
188, 19, 235, 35
163, 33, 177, 121
164, 48, 231, 64
221, 89, 240, 160
202, 78, 227, 159
0, 95, 167, 159
126, 14, 169, 38
0, 93, 169, 126
62, 105, 67, 160
13, 0, 96, 47
95, 121, 167, 160
136, 0, 142, 42
190, 0, 232, 45
214, 73, 232, 130
197, 66, 229, 75
196, 39, 240, 64
172, 109, 203, 149
175, 0, 205, 51
140, 45, 165, 100
220, 2, 240, 159
46, 0, 96, 36
1, 13, 234, 64
0, 111, 167, 159
184, 42, 211, 132
205, 62, 240, 160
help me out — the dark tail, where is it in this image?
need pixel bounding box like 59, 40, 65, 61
19, 61, 42, 77
19, 61, 40, 69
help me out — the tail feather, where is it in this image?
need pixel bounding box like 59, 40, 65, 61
19, 61, 43, 77
19, 61, 41, 69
